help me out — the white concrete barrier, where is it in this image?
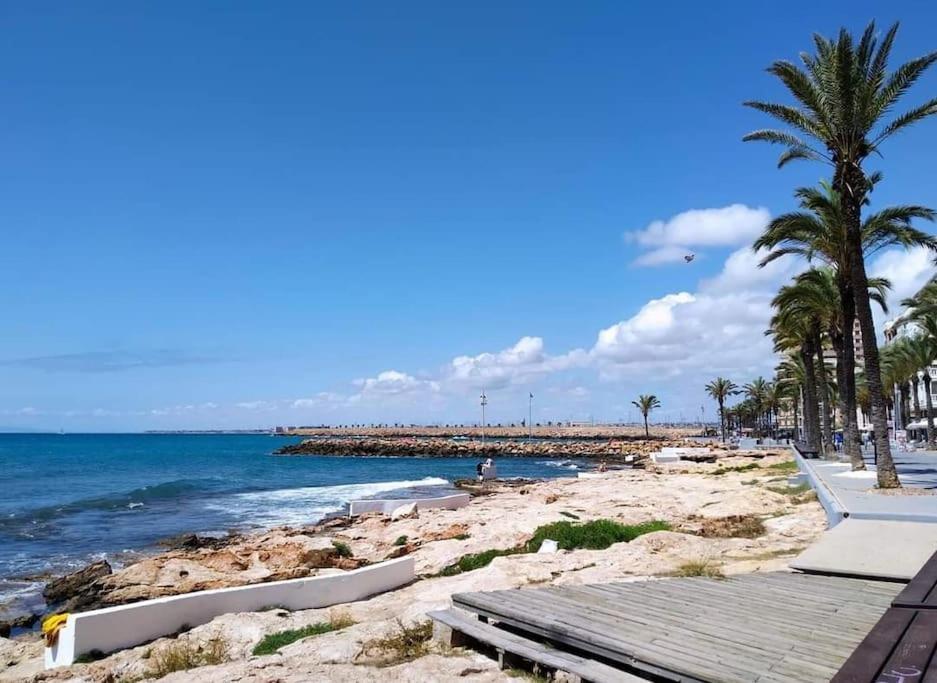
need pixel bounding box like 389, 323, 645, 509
577, 472, 607, 479
45, 557, 414, 669
348, 493, 471, 517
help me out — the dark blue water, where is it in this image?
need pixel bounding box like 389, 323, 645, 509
0, 434, 581, 615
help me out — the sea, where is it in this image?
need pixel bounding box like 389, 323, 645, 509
0, 433, 583, 619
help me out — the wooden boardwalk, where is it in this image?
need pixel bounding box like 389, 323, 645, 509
452, 572, 903, 682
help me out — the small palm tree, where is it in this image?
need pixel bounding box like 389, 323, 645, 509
632, 394, 661, 438
745, 21, 937, 487
704, 378, 739, 442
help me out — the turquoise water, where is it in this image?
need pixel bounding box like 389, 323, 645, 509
0, 433, 581, 615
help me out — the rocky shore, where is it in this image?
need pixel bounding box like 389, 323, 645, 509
275, 435, 687, 459
1, 448, 821, 682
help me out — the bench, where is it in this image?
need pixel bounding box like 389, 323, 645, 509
892, 550, 937, 610
833, 550, 937, 682
428, 608, 643, 683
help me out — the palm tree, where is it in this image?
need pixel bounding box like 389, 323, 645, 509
743, 377, 771, 436
755, 185, 930, 471
744, 22, 937, 487
768, 308, 822, 455
705, 378, 739, 442
632, 394, 661, 438
776, 356, 807, 439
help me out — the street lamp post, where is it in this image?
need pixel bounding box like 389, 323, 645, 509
528, 393, 533, 442
480, 391, 488, 445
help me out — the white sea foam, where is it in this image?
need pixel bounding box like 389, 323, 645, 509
205, 477, 451, 528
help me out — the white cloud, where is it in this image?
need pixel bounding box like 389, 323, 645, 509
590, 287, 777, 380
292, 392, 345, 409
235, 400, 277, 411
632, 246, 695, 267
701, 246, 802, 295
445, 336, 587, 390
352, 370, 440, 398
869, 247, 934, 315
627, 205, 770, 267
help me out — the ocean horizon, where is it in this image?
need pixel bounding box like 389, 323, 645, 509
0, 433, 581, 619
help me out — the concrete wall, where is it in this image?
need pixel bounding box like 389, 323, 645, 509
45, 557, 415, 669
348, 493, 471, 517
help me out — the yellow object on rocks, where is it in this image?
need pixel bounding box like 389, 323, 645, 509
42, 613, 69, 647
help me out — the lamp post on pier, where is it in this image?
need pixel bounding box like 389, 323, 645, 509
480, 391, 488, 445
528, 393, 533, 442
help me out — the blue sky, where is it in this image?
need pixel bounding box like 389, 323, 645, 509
3, 1, 937, 431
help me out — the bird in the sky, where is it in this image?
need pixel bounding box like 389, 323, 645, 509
684, 253, 695, 263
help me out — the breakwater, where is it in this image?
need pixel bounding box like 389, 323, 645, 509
274, 436, 681, 459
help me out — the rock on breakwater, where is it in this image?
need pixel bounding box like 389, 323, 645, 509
274, 436, 682, 460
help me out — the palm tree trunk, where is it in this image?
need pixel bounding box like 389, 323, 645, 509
924, 373, 936, 449
911, 376, 921, 418
718, 398, 726, 442
792, 399, 800, 440
800, 342, 821, 454
899, 384, 911, 429
845, 217, 900, 487
836, 282, 865, 469
643, 414, 649, 438
813, 327, 832, 456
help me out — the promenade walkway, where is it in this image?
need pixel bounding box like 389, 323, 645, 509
798, 447, 937, 524
792, 446, 937, 581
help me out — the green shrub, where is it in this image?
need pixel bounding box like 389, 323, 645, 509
148, 638, 229, 677
332, 540, 352, 557
252, 613, 355, 656
437, 547, 522, 576
361, 620, 433, 666
671, 559, 724, 578
526, 519, 669, 552
393, 535, 408, 546
453, 533, 471, 540
767, 483, 811, 496
767, 460, 799, 472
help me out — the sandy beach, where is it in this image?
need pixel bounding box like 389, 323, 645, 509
0, 448, 824, 682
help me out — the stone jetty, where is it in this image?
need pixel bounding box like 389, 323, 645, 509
274, 436, 683, 460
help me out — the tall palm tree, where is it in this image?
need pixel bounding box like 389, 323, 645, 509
768, 308, 822, 454
755, 185, 930, 471
632, 394, 661, 438
705, 377, 739, 442
743, 377, 771, 436
776, 356, 807, 439
744, 21, 937, 487
898, 334, 937, 448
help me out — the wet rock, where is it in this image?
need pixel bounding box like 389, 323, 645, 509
42, 560, 112, 605
157, 533, 235, 551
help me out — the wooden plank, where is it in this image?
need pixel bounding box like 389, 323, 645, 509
456, 590, 749, 682
474, 587, 818, 682
831, 608, 915, 682
892, 550, 937, 609
427, 609, 643, 682
879, 610, 937, 680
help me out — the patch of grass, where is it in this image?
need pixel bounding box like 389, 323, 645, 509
74, 649, 106, 664
360, 620, 433, 666
506, 669, 550, 681
147, 637, 229, 678
332, 540, 353, 557
671, 559, 725, 578
741, 479, 760, 486
711, 462, 760, 476
766, 460, 799, 472
393, 535, 408, 546
437, 547, 523, 576
453, 533, 471, 540
526, 519, 670, 553
253, 612, 355, 656
559, 511, 580, 520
